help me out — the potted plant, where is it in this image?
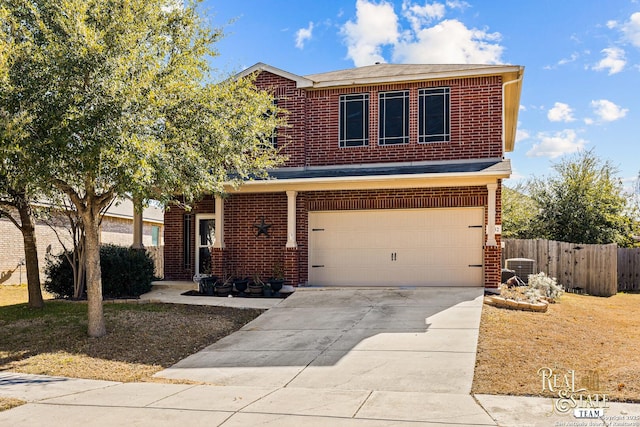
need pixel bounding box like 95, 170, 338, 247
233, 276, 249, 295
248, 275, 265, 296
215, 276, 233, 297
268, 263, 285, 295
199, 276, 217, 296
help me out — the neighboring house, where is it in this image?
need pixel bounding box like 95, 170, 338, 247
163, 62, 524, 288
0, 197, 164, 285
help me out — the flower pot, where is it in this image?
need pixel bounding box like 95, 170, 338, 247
248, 282, 264, 296
268, 279, 285, 293
215, 282, 233, 297
199, 276, 217, 296
233, 278, 249, 294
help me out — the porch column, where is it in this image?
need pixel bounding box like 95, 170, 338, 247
212, 196, 225, 277
486, 183, 497, 247
213, 196, 225, 249
132, 196, 144, 249
285, 191, 299, 287
286, 191, 297, 248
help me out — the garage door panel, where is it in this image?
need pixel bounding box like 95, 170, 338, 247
309, 208, 484, 287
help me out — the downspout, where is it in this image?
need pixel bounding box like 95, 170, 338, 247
501, 69, 524, 154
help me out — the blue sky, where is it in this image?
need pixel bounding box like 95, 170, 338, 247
202, 0, 640, 191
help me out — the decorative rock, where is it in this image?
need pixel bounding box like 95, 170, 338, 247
483, 295, 549, 313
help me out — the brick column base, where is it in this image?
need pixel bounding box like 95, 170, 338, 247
484, 245, 501, 288
285, 248, 300, 287
211, 248, 226, 278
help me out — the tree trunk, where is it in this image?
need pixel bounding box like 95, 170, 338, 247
17, 197, 44, 309
83, 214, 106, 337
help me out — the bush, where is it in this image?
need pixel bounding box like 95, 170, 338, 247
44, 245, 155, 299
44, 252, 76, 299
527, 272, 564, 301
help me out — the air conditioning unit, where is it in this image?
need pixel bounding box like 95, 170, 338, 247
504, 258, 536, 283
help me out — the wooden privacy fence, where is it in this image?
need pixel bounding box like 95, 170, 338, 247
502, 239, 619, 297
146, 246, 164, 279
618, 247, 640, 292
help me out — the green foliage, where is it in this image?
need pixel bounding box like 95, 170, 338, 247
503, 150, 639, 246
44, 245, 154, 299
0, 0, 285, 206
501, 185, 541, 239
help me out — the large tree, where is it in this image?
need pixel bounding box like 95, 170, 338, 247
501, 184, 541, 240
527, 150, 637, 246
0, 43, 44, 308
1, 0, 284, 336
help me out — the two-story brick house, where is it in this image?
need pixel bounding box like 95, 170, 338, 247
163, 62, 524, 289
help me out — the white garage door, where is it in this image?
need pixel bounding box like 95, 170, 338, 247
308, 208, 484, 287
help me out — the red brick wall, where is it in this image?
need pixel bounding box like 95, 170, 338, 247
222, 193, 288, 280
254, 72, 504, 167
255, 72, 307, 167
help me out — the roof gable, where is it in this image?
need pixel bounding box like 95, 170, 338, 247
235, 62, 313, 88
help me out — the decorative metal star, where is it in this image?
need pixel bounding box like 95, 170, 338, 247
253, 216, 272, 237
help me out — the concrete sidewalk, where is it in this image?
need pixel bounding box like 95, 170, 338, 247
3, 372, 640, 426
1, 287, 639, 426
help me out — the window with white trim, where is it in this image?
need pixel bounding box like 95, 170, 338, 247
418, 87, 450, 143
339, 93, 369, 147
379, 90, 409, 145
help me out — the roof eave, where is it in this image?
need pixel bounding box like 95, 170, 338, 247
502, 66, 525, 152
307, 65, 524, 89
226, 168, 511, 194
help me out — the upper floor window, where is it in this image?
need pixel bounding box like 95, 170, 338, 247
419, 87, 450, 143
262, 99, 278, 148
339, 93, 369, 147
379, 90, 409, 145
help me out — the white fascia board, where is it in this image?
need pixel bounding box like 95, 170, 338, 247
309, 66, 523, 89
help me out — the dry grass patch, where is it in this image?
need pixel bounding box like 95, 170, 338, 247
0, 284, 54, 307
0, 289, 263, 382
0, 397, 25, 412
473, 292, 640, 402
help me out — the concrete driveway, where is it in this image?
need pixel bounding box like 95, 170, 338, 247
154, 286, 494, 425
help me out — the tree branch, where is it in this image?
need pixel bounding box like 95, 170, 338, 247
0, 206, 23, 230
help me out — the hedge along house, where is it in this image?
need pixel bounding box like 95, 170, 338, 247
163, 63, 524, 289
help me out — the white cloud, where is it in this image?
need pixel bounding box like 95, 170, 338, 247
558, 52, 579, 65
295, 22, 314, 49
516, 128, 530, 143
342, 0, 400, 66
621, 12, 640, 47
592, 47, 626, 74
402, 1, 445, 32
590, 99, 628, 122
445, 0, 470, 10
527, 130, 587, 158
607, 20, 618, 29
547, 102, 576, 122
393, 19, 503, 64
342, 0, 503, 66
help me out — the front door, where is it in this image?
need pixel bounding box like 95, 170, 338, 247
195, 214, 216, 277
